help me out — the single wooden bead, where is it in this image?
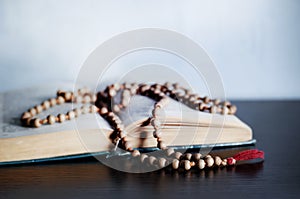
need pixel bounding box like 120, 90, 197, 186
172, 159, 180, 169
213, 99, 221, 106
91, 94, 97, 103
184, 153, 192, 160
113, 83, 120, 91
158, 158, 167, 168
29, 108, 37, 117
31, 118, 41, 128
108, 88, 116, 97
64, 92, 72, 101
140, 154, 148, 163
89, 105, 98, 113
49, 98, 57, 106
203, 96, 210, 103
81, 106, 89, 114
35, 105, 43, 114
148, 156, 157, 165
153, 130, 161, 138
21, 112, 31, 120
113, 104, 120, 113
175, 152, 182, 160
221, 106, 229, 115
205, 156, 214, 167
166, 148, 175, 156
214, 156, 222, 166
47, 115, 56, 124
229, 105, 237, 114
132, 150, 140, 157
151, 118, 161, 129
83, 95, 91, 103
100, 107, 108, 115
67, 111, 75, 120
74, 108, 81, 117
198, 159, 206, 169
183, 160, 191, 170
192, 153, 202, 161
57, 114, 66, 123
56, 96, 65, 104
210, 105, 218, 114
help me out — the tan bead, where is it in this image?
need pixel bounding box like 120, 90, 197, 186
81, 106, 89, 114
100, 107, 108, 115
140, 154, 148, 163
57, 114, 66, 123
56, 96, 65, 104
29, 108, 37, 117
49, 98, 57, 106
67, 111, 75, 120
113, 83, 120, 91
214, 156, 222, 166
166, 148, 175, 156
172, 159, 180, 169
203, 96, 210, 103
213, 99, 221, 105
221, 106, 229, 115
21, 112, 31, 120
148, 156, 157, 165
198, 159, 206, 169
132, 150, 140, 157
210, 105, 218, 114
151, 118, 161, 129
35, 105, 43, 114
82, 95, 91, 103
113, 104, 120, 113
183, 160, 191, 170
42, 119, 48, 124
206, 156, 214, 167
89, 105, 98, 113
91, 94, 97, 103
64, 92, 72, 101
47, 115, 56, 124
192, 153, 202, 161
31, 118, 41, 128
74, 108, 81, 117
229, 105, 237, 114
158, 158, 167, 168
175, 152, 182, 160
184, 153, 192, 160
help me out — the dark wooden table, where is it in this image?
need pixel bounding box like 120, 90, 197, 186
1, 101, 299, 199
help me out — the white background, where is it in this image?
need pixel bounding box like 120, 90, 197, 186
0, 0, 299, 99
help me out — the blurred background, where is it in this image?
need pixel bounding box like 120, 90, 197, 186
0, 0, 299, 99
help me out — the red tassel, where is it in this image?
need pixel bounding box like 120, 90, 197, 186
227, 149, 264, 165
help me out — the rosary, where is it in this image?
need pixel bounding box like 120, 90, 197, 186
20, 82, 264, 171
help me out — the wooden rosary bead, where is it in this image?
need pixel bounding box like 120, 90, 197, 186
174, 152, 182, 160
21, 112, 31, 120
192, 153, 201, 161
67, 111, 75, 120
203, 96, 210, 103
148, 156, 157, 165
29, 108, 37, 117
31, 118, 41, 128
157, 140, 167, 150
56, 96, 65, 105
47, 115, 56, 124
82, 95, 91, 103
182, 160, 191, 170
158, 158, 167, 168
132, 150, 140, 157
229, 105, 237, 114
35, 105, 43, 114
140, 154, 148, 163
74, 108, 81, 117
221, 106, 229, 115
184, 153, 192, 160
172, 159, 180, 169
64, 92, 72, 102
49, 98, 57, 106
221, 159, 227, 166
100, 107, 108, 115
89, 105, 98, 113
57, 114, 66, 123
198, 159, 206, 169
214, 156, 222, 166
113, 104, 120, 113
205, 156, 214, 167
166, 148, 175, 156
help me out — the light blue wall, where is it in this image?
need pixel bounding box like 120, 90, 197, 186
1, 0, 299, 99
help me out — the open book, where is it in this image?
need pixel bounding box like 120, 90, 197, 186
0, 86, 254, 165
